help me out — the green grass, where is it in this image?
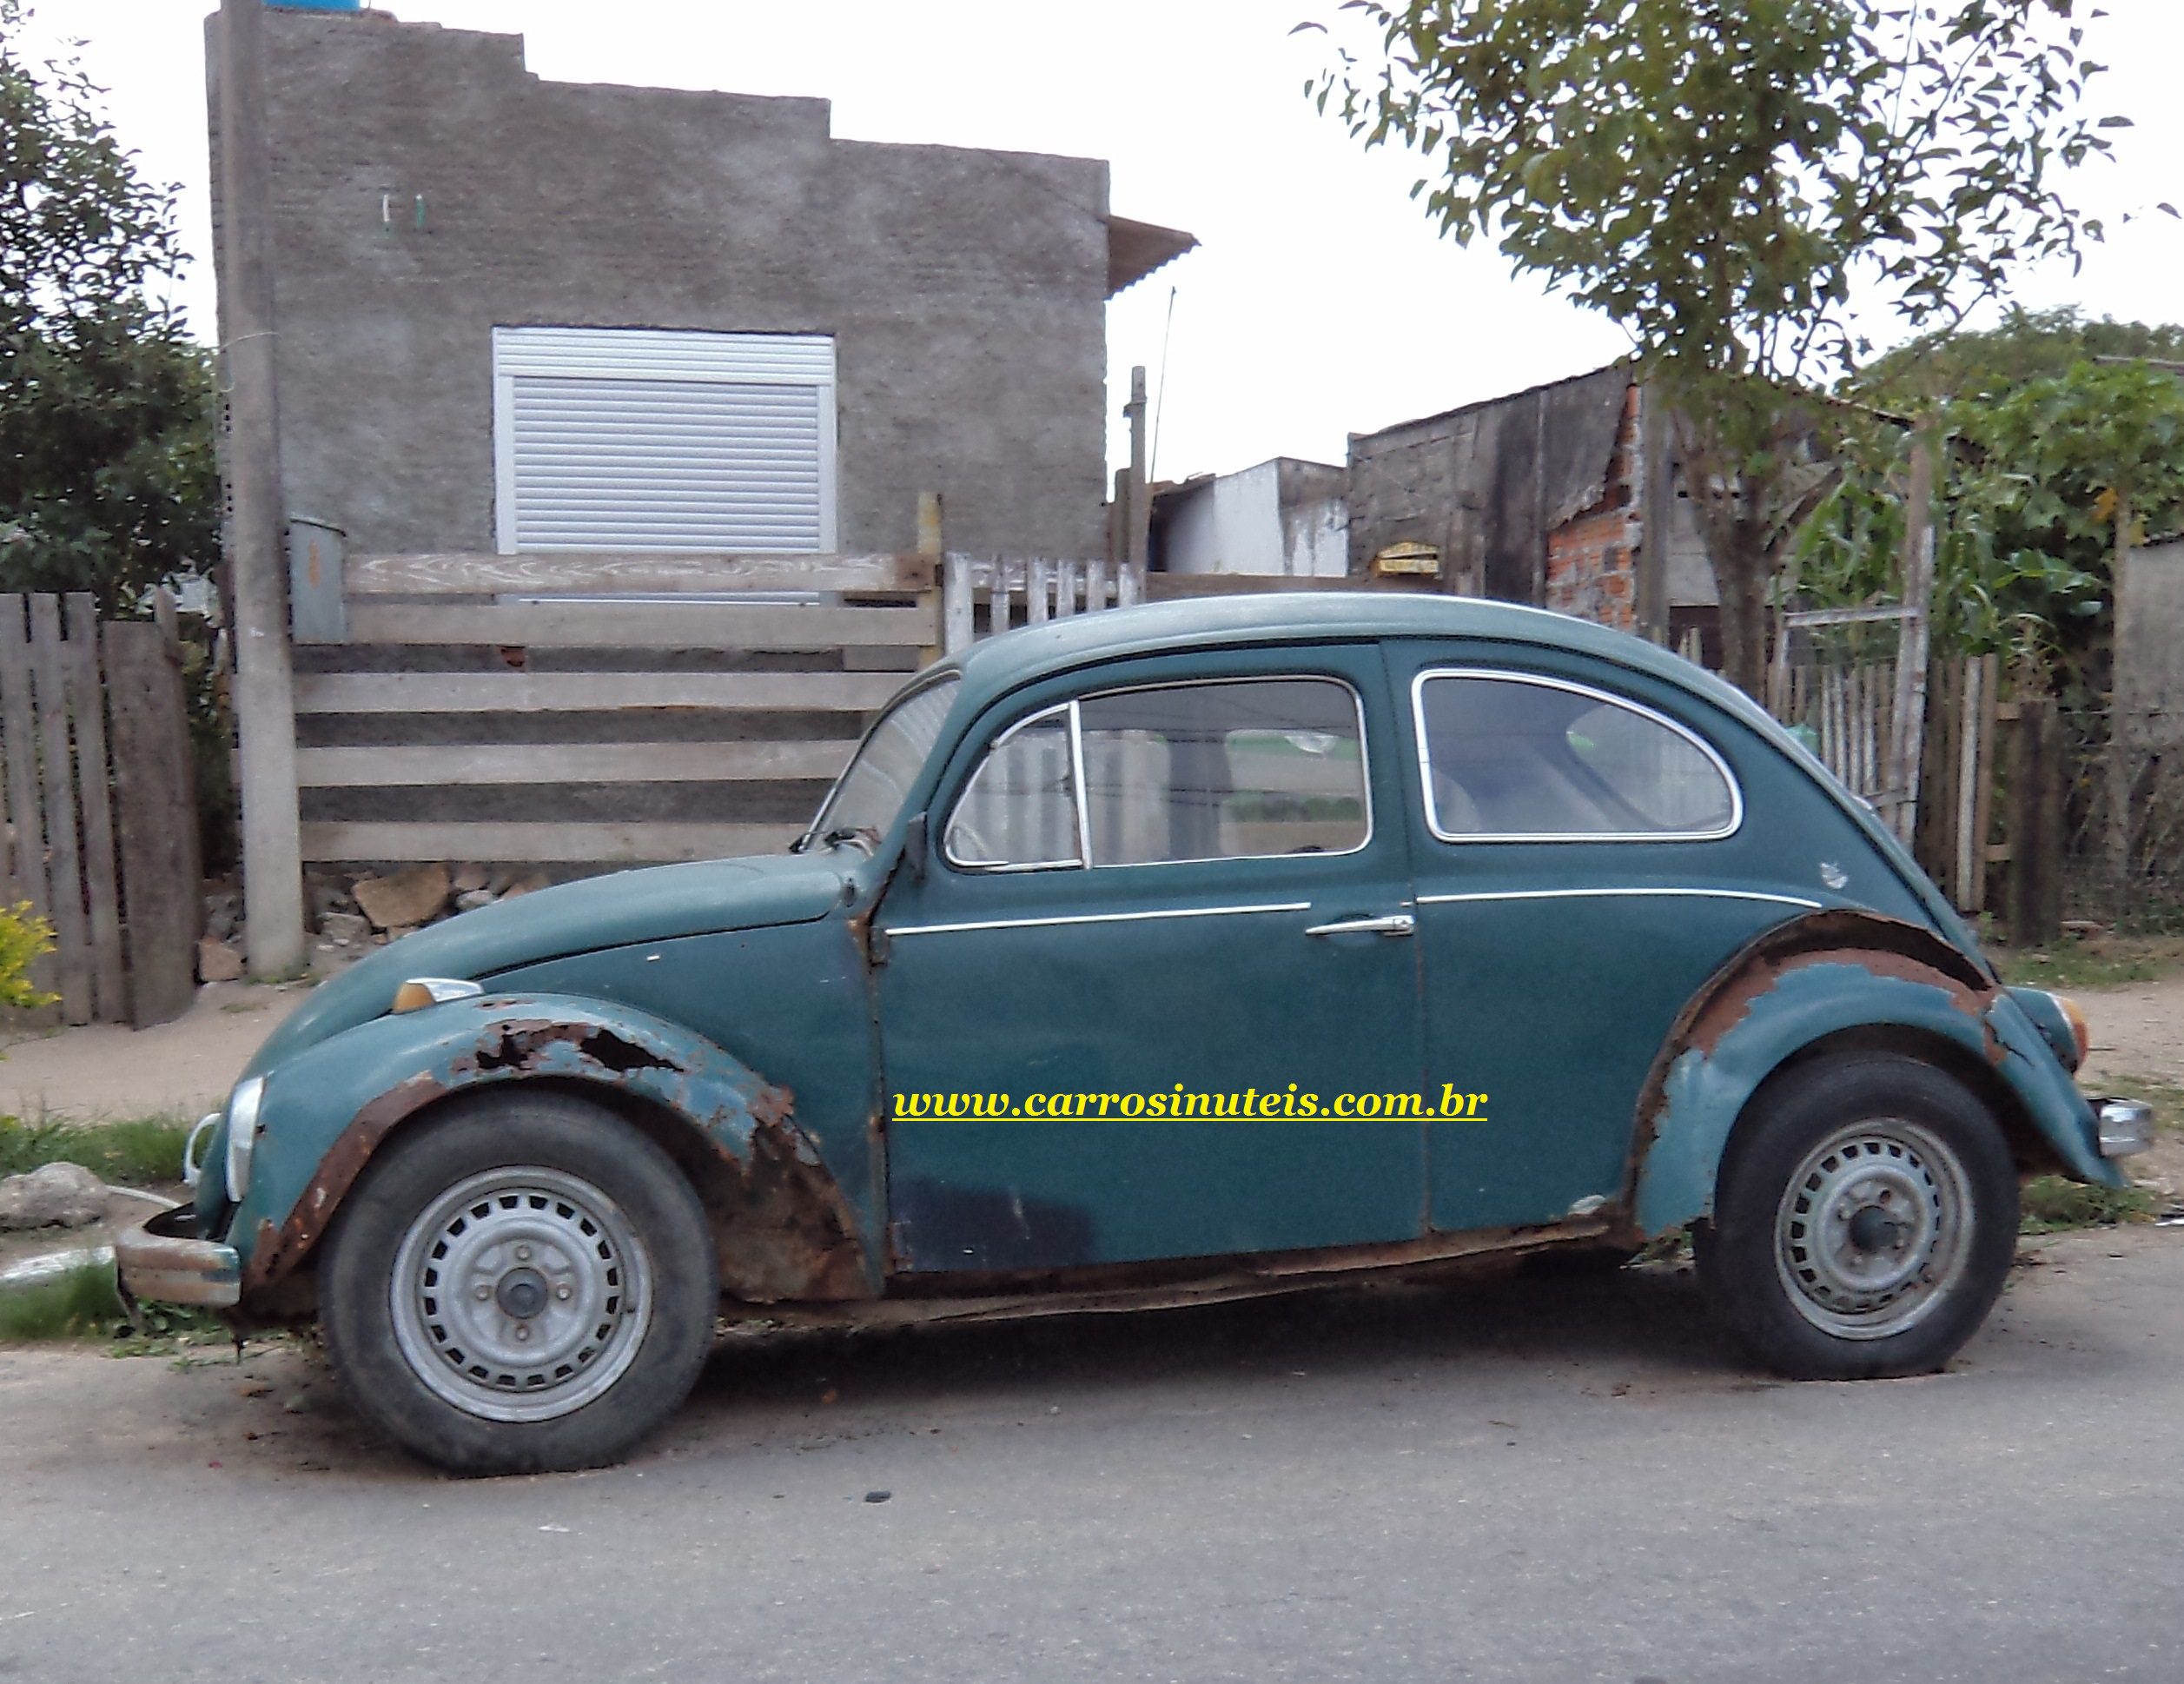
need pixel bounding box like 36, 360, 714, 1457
2019, 1176, 2161, 1234
0, 1113, 195, 1187
0, 1256, 230, 1349
1992, 935, 2184, 991
0, 1259, 126, 1340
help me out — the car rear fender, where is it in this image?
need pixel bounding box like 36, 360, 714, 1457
231, 992, 871, 1306
1626, 909, 2117, 1238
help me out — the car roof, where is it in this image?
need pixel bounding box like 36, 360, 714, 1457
934, 587, 1971, 952
950, 591, 1760, 728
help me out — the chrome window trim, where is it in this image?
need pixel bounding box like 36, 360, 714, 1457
938, 673, 1377, 876
885, 901, 1313, 939
1075, 673, 1375, 870
803, 666, 961, 848
1409, 666, 1744, 845
940, 700, 1087, 874
1415, 886, 1820, 911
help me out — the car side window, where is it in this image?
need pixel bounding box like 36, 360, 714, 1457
943, 705, 1083, 870
1078, 678, 1369, 865
1415, 671, 1737, 840
943, 676, 1372, 872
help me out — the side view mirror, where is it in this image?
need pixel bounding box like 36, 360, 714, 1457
903, 812, 930, 882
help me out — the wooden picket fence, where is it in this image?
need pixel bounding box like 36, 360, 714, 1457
936, 554, 1144, 653
0, 593, 201, 1028
1762, 647, 1999, 913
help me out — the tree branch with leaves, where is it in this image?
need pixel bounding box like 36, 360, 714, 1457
0, 0, 215, 616
1307, 0, 2123, 693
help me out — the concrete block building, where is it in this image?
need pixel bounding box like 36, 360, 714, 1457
210, 7, 1193, 561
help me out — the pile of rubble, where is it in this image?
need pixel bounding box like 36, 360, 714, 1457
197, 862, 553, 983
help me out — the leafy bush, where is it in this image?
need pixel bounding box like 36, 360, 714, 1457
0, 899, 55, 1011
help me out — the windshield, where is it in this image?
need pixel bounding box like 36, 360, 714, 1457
805, 674, 961, 850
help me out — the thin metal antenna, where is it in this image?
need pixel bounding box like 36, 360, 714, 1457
1149, 284, 1178, 482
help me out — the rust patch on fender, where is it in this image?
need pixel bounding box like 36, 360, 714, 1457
241, 1067, 452, 1296
705, 1095, 869, 1303
240, 1028, 867, 1308
1625, 908, 2002, 1183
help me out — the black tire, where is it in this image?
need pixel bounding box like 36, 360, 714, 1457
1698, 1051, 2017, 1380
321, 1089, 717, 1475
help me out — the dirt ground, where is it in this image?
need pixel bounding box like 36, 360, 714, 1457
2075, 971, 2184, 1088
0, 980, 306, 1123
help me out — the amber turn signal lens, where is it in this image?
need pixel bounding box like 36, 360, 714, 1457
391, 977, 484, 1014
2055, 994, 2092, 1071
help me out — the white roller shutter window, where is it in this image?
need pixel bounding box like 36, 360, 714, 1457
492, 328, 837, 554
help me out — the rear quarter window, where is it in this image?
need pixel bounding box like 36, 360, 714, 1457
1414, 671, 1739, 841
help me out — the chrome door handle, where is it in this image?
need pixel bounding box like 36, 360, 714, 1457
1303, 912, 1415, 938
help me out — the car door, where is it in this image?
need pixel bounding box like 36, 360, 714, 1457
874, 643, 1427, 1274
1386, 646, 1822, 1234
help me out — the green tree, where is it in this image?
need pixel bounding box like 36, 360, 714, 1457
1799, 356, 2184, 680
1860, 305, 2184, 408
0, 0, 216, 615
1312, 0, 2119, 693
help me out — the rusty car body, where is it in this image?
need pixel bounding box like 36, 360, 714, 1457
117, 594, 2151, 1473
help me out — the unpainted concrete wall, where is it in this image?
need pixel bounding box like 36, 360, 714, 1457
1346, 366, 1631, 600
213, 10, 1111, 559
2116, 538, 2184, 748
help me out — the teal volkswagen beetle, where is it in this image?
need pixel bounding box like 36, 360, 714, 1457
118, 595, 2150, 1474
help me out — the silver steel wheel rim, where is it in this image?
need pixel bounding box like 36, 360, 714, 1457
389, 1167, 652, 1423
1774, 1117, 1973, 1341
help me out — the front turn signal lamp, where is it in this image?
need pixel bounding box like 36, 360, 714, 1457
2052, 993, 2092, 1071
392, 977, 484, 1014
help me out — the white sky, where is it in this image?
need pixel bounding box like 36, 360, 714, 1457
26, 0, 2184, 481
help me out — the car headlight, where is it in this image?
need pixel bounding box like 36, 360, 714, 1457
224, 1076, 267, 1203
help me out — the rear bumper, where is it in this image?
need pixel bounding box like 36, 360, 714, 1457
113, 1203, 241, 1309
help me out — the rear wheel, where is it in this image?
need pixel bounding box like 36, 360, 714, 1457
1698, 1051, 2017, 1380
321, 1090, 717, 1475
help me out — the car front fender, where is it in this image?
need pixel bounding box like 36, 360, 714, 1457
1629, 912, 2118, 1239
229, 992, 870, 1305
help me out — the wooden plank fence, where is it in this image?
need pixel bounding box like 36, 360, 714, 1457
0, 594, 200, 1028
292, 544, 1138, 870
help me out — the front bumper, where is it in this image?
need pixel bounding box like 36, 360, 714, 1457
2094, 1097, 2154, 1160
113, 1203, 241, 1309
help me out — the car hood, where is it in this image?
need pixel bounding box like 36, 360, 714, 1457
242, 851, 854, 1080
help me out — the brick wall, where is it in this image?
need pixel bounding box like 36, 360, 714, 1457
1543, 382, 1642, 631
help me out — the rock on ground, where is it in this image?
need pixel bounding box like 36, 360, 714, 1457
316, 911, 372, 946
352, 863, 450, 932
196, 938, 245, 984
0, 1161, 107, 1230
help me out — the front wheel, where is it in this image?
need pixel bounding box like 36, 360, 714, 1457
1698, 1052, 2018, 1380
321, 1090, 718, 1475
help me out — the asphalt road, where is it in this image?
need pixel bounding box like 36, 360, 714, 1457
3, 1227, 2181, 1684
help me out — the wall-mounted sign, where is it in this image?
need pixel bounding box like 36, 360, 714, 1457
1371, 541, 1442, 578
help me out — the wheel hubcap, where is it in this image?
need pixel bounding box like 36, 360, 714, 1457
389, 1167, 652, 1423
1775, 1118, 1972, 1340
